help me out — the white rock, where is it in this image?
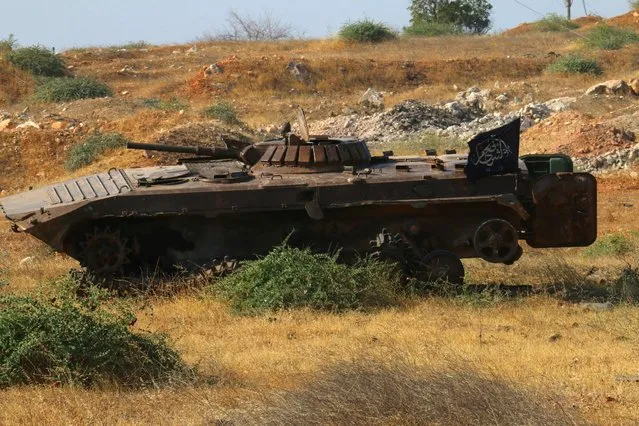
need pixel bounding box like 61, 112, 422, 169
359, 88, 384, 108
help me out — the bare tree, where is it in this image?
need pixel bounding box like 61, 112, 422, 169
212, 10, 296, 41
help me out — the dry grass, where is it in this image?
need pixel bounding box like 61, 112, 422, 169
235, 360, 581, 425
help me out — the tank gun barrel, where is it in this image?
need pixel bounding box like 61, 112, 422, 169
126, 142, 241, 160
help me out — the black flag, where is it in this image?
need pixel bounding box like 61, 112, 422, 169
464, 118, 521, 183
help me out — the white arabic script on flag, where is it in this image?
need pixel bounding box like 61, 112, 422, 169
472, 137, 513, 167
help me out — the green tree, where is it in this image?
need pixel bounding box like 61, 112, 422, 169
408, 0, 493, 34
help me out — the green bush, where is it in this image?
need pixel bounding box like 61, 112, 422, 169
7, 45, 66, 77
546, 54, 603, 75
203, 102, 241, 124
584, 233, 634, 257
403, 21, 462, 37
630, 0, 639, 10
34, 76, 112, 102
216, 244, 401, 314
338, 20, 397, 43
535, 14, 579, 32
142, 97, 188, 112
0, 277, 188, 388
65, 133, 127, 171
110, 40, 151, 50
583, 25, 639, 50
613, 266, 639, 304
0, 34, 17, 54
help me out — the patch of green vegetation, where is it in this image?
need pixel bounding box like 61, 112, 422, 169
630, 0, 639, 10
339, 19, 398, 43
403, 22, 462, 37
613, 266, 639, 304
7, 45, 66, 77
34, 76, 112, 102
535, 14, 579, 32
546, 54, 603, 75
109, 41, 151, 50
203, 102, 241, 125
216, 244, 402, 314
584, 233, 634, 257
583, 25, 639, 50
141, 97, 188, 112
65, 133, 128, 171
0, 34, 17, 55
0, 277, 189, 388
372, 132, 466, 156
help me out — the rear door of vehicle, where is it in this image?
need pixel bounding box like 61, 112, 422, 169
526, 173, 597, 248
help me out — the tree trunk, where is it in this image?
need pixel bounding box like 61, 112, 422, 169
565, 0, 572, 20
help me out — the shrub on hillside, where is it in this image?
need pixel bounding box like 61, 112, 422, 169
0, 34, 17, 54
216, 244, 401, 313
0, 277, 188, 388
338, 20, 397, 43
584, 25, 639, 50
403, 21, 462, 37
34, 76, 112, 102
546, 54, 603, 75
613, 266, 639, 303
584, 233, 634, 257
203, 102, 241, 125
630, 0, 639, 10
7, 45, 66, 77
65, 133, 127, 171
535, 14, 579, 32
142, 97, 188, 112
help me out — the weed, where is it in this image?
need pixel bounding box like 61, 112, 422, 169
236, 360, 580, 425
583, 25, 639, 50
216, 244, 401, 314
0, 276, 189, 388
404, 22, 462, 37
546, 54, 603, 75
584, 233, 634, 257
109, 41, 151, 50
7, 45, 66, 77
65, 133, 127, 171
203, 102, 241, 125
339, 20, 398, 43
535, 14, 580, 32
34, 76, 112, 102
0, 34, 17, 54
141, 97, 188, 112
612, 266, 639, 304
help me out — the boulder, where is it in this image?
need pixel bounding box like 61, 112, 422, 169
204, 63, 223, 76
286, 61, 311, 84
16, 121, 41, 130
606, 80, 631, 96
585, 83, 607, 96
630, 78, 639, 96
359, 88, 384, 109
0, 119, 13, 131
586, 80, 631, 96
544, 97, 576, 113
51, 121, 66, 130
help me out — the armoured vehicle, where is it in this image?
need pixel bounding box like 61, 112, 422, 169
0, 111, 596, 284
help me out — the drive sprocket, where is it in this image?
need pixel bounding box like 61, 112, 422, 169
79, 227, 133, 275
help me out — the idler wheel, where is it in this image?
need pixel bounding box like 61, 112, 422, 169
412, 249, 465, 285
473, 219, 520, 264
79, 227, 133, 275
